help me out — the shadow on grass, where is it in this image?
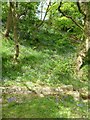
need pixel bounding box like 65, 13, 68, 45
20, 31, 76, 56
2, 52, 44, 81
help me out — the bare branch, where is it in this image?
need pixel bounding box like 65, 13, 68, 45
37, 0, 52, 28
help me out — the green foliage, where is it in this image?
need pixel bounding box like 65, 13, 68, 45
48, 2, 83, 34
2, 1, 88, 118
1, 3, 8, 24
2, 2, 39, 40
56, 17, 73, 31
17, 2, 39, 40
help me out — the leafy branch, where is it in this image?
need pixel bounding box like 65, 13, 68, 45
58, 0, 84, 31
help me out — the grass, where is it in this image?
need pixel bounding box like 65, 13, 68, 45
1, 31, 89, 118
2, 95, 88, 118
2, 35, 88, 89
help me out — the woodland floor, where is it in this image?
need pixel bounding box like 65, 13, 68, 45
1, 32, 89, 118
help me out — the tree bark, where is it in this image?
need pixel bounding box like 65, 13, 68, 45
11, 2, 19, 61
4, 2, 12, 37
84, 2, 90, 52
77, 2, 90, 71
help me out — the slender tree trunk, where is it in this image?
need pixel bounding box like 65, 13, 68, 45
4, 2, 12, 37
11, 2, 19, 61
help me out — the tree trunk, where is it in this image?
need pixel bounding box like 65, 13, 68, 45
77, 2, 90, 71
4, 2, 12, 37
84, 2, 90, 52
11, 2, 19, 61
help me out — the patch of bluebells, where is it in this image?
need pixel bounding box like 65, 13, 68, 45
7, 97, 16, 103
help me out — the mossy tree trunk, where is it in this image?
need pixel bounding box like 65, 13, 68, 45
77, 2, 90, 71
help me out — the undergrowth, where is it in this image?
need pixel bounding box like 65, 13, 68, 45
2, 33, 88, 89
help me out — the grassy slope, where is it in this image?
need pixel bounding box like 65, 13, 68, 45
2, 32, 89, 118
2, 34, 88, 88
